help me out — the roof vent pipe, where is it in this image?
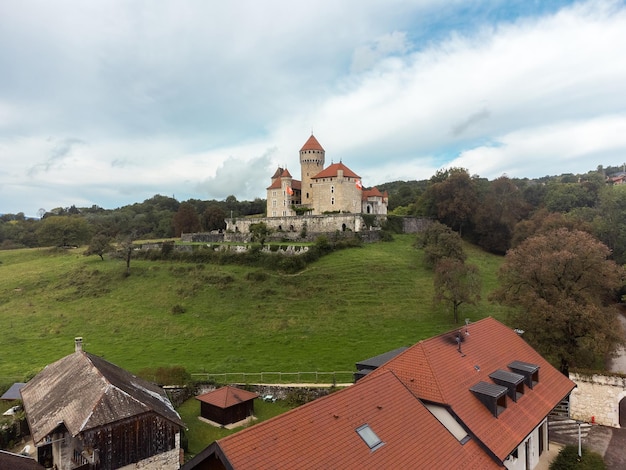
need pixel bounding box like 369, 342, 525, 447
75, 337, 83, 352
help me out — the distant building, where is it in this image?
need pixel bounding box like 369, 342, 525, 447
266, 135, 388, 217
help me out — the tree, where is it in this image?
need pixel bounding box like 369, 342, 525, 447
35, 215, 92, 247
84, 233, 113, 260
491, 228, 625, 372
416, 221, 466, 268
433, 258, 481, 323
249, 222, 272, 247
172, 203, 201, 237
201, 205, 227, 232
418, 168, 478, 235
473, 176, 529, 254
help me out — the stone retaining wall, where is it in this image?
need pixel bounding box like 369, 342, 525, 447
570, 372, 626, 427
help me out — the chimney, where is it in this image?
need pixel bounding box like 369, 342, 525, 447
75, 337, 83, 352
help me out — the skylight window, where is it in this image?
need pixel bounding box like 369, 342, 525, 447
356, 424, 384, 451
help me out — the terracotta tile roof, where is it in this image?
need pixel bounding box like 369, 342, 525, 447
366, 317, 576, 462
21, 351, 184, 445
201, 371, 499, 470
312, 162, 360, 180
300, 134, 324, 152
196, 386, 258, 409
362, 187, 383, 198
267, 168, 299, 190
270, 167, 284, 179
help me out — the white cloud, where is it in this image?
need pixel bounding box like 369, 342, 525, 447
1, 0, 626, 215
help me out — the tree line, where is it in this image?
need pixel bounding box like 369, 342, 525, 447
0, 194, 265, 249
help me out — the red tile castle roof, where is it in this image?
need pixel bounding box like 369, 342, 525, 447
312, 162, 360, 180
300, 134, 324, 152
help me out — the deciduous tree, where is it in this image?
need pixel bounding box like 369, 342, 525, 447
492, 228, 625, 372
172, 202, 201, 237
35, 215, 91, 247
84, 233, 113, 260
433, 258, 481, 323
416, 221, 466, 268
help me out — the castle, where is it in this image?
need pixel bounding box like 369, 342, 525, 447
266, 134, 388, 217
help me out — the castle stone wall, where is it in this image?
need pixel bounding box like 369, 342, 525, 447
227, 214, 367, 234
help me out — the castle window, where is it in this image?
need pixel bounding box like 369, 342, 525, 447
272, 200, 277, 207
331, 186, 334, 194
331, 197, 335, 205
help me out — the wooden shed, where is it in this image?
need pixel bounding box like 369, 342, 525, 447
197, 386, 258, 426
21, 338, 185, 470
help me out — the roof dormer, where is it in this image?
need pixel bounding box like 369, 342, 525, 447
470, 382, 508, 417
489, 370, 525, 402
508, 361, 539, 389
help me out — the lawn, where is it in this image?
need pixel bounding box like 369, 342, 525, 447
0, 235, 510, 386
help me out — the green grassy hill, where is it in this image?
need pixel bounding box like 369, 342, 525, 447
0, 235, 511, 386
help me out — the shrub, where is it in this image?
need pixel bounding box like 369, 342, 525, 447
549, 445, 606, 470
171, 304, 186, 315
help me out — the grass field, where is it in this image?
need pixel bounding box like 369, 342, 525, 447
0, 235, 511, 386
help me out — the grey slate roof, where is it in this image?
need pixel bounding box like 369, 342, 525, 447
0, 382, 26, 400
355, 347, 408, 369
21, 351, 184, 445
0, 450, 45, 470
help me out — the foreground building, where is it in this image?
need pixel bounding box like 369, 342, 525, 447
21, 338, 185, 470
183, 318, 575, 470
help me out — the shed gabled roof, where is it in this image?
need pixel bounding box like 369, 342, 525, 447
196, 386, 258, 409
0, 451, 45, 470
365, 317, 576, 462
312, 162, 360, 180
300, 134, 324, 152
21, 351, 184, 445
183, 370, 499, 470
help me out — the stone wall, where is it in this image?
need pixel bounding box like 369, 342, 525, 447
403, 217, 433, 233
570, 372, 626, 427
226, 213, 369, 234
118, 434, 181, 470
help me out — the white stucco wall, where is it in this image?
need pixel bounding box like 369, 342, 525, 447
503, 420, 547, 470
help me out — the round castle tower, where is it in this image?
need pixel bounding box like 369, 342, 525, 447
299, 134, 325, 206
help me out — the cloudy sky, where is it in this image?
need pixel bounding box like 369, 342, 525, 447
2, 0, 626, 216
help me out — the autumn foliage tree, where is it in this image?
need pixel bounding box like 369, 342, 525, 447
172, 202, 201, 237
492, 228, 625, 372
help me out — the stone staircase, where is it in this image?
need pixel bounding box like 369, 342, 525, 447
548, 417, 593, 446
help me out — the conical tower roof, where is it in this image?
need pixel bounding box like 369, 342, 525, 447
300, 134, 324, 152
